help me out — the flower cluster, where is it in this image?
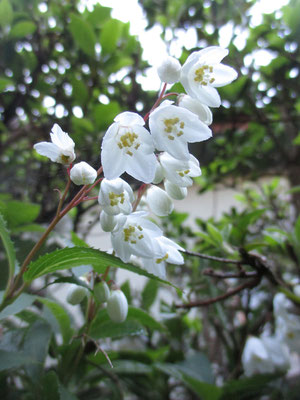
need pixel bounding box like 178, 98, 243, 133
241, 290, 300, 377
33, 46, 237, 282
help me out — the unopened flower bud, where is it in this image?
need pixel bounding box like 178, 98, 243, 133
147, 185, 174, 216
107, 290, 128, 323
157, 56, 181, 84
152, 161, 164, 184
70, 161, 97, 185
94, 281, 110, 303
164, 180, 187, 200
178, 94, 213, 125
100, 211, 118, 232
66, 285, 88, 305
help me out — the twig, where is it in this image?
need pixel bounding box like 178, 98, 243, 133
203, 268, 258, 279
175, 277, 260, 309
184, 250, 240, 264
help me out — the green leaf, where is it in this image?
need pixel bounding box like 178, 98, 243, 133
23, 247, 178, 289
207, 223, 223, 245
294, 215, 300, 244
100, 18, 122, 54
0, 350, 33, 371
0, 77, 13, 91
23, 320, 52, 381
110, 360, 152, 374
38, 298, 74, 344
141, 279, 159, 311
220, 373, 280, 399
0, 200, 40, 229
0, 292, 35, 320
0, 0, 13, 27
71, 231, 89, 248
0, 213, 16, 287
71, 78, 89, 106
68, 13, 96, 57
127, 307, 166, 332
41, 371, 60, 400
10, 21, 37, 38
90, 308, 146, 339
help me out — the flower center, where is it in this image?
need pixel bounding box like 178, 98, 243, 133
156, 253, 169, 264
123, 224, 144, 244
178, 169, 190, 177
117, 129, 141, 156
109, 192, 125, 207
194, 65, 215, 86
163, 117, 185, 140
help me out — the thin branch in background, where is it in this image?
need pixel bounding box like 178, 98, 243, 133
203, 268, 258, 279
175, 277, 261, 309
183, 250, 241, 264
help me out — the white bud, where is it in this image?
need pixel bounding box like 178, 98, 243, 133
94, 281, 110, 303
178, 94, 213, 125
99, 211, 118, 232
146, 185, 173, 216
66, 285, 88, 305
107, 290, 128, 323
294, 284, 300, 297
164, 180, 188, 200
157, 56, 181, 84
152, 160, 165, 184
70, 161, 97, 185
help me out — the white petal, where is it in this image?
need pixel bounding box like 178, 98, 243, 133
101, 143, 125, 179
164, 181, 188, 200
195, 85, 221, 108
34, 142, 60, 162
114, 111, 145, 126
126, 151, 156, 183
212, 64, 238, 87
198, 46, 229, 65
50, 124, 75, 149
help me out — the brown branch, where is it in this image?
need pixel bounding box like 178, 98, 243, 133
183, 250, 240, 264
175, 276, 260, 309
203, 268, 257, 279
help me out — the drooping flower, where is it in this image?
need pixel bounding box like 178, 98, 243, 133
111, 212, 163, 263
99, 211, 126, 232
242, 336, 290, 377
70, 161, 97, 185
180, 46, 238, 107
107, 289, 128, 323
149, 100, 212, 160
98, 178, 134, 215
159, 152, 201, 187
164, 180, 188, 200
178, 94, 212, 125
157, 56, 181, 84
101, 112, 156, 183
34, 123, 76, 165
141, 235, 184, 279
146, 185, 174, 217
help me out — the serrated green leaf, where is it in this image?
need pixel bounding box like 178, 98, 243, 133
23, 247, 178, 289
68, 13, 96, 57
0, 213, 16, 287
10, 21, 37, 38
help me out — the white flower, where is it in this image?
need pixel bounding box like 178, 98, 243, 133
111, 212, 163, 263
157, 56, 181, 84
70, 161, 97, 185
99, 211, 125, 232
34, 123, 76, 165
178, 94, 212, 125
152, 160, 164, 184
242, 336, 290, 377
180, 46, 238, 107
98, 178, 134, 215
101, 112, 156, 183
146, 185, 174, 217
107, 290, 128, 323
149, 100, 212, 160
160, 152, 201, 187
164, 180, 188, 200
